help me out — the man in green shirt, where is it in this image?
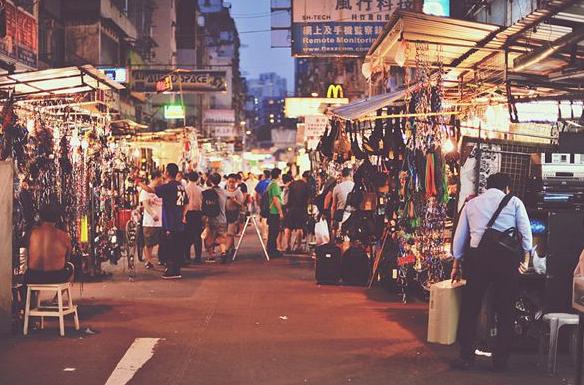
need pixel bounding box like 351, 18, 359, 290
267, 168, 284, 258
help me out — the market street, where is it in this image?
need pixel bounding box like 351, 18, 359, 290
0, 232, 571, 385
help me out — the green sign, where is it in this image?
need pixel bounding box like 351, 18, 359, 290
164, 105, 185, 120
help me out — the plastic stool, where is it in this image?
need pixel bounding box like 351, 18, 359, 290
23, 282, 79, 337
540, 313, 579, 374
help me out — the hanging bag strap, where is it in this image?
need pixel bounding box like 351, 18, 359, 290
486, 193, 513, 229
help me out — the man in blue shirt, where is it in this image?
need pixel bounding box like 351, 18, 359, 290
139, 163, 187, 279
451, 173, 533, 371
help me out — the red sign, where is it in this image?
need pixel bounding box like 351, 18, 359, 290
397, 254, 416, 266
0, 1, 37, 68
155, 76, 173, 93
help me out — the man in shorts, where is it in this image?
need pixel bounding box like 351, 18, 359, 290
140, 170, 163, 269
225, 174, 244, 254
204, 173, 230, 263
138, 164, 188, 279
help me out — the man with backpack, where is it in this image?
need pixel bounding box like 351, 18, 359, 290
255, 170, 272, 240
202, 173, 229, 263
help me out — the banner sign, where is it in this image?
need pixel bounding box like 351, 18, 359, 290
304, 115, 329, 149
203, 109, 237, 138
130, 69, 227, 93
291, 0, 421, 57
0, 1, 37, 68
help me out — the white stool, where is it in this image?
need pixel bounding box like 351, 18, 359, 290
23, 282, 80, 337
540, 313, 579, 374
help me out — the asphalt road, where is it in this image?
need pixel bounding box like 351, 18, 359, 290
0, 231, 573, 385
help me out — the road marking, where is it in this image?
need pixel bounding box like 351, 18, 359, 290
104, 338, 161, 385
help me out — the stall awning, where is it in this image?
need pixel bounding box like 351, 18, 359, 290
366, 4, 584, 103
366, 11, 502, 70
330, 90, 405, 121
0, 65, 125, 98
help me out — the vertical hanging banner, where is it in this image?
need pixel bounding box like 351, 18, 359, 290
304, 115, 329, 149
292, 0, 421, 57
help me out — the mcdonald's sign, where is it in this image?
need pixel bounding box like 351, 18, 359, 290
326, 84, 344, 99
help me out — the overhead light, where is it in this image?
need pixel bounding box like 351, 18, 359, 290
442, 138, 455, 153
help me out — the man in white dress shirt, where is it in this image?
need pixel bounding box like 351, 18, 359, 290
451, 173, 533, 371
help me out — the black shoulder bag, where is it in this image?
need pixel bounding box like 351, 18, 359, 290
478, 194, 523, 260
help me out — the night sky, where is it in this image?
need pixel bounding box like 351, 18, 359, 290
231, 0, 294, 92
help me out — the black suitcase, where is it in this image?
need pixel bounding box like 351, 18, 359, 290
341, 246, 371, 286
315, 244, 342, 285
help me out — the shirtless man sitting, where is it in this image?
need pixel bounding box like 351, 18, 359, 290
24, 204, 74, 284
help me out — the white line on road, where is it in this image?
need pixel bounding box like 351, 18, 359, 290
104, 338, 161, 385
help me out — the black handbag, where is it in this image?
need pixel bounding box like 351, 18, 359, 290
478, 194, 523, 259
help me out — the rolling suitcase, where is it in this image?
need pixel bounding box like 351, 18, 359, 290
315, 243, 341, 285
341, 246, 371, 286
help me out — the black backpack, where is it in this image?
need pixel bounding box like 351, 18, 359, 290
202, 188, 220, 217
260, 182, 272, 218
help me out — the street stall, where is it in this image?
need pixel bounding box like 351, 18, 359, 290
0, 65, 129, 329
311, 6, 584, 357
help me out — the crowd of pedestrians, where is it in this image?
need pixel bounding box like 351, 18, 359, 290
136, 164, 353, 280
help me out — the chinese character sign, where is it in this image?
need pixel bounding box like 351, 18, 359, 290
0, 1, 37, 68
292, 0, 420, 56
304, 115, 329, 149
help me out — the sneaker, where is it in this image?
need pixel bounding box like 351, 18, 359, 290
221, 253, 230, 264
161, 272, 182, 279
270, 251, 283, 259
145, 262, 154, 270
193, 258, 203, 264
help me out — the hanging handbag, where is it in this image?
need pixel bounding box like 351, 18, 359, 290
360, 192, 378, 211
478, 194, 523, 260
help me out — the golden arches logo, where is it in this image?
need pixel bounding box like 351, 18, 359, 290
326, 84, 344, 98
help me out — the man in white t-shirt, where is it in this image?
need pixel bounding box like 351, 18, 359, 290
140, 170, 163, 269
332, 167, 354, 237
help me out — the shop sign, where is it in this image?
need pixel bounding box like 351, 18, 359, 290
204, 109, 236, 138
212, 124, 237, 138
164, 104, 185, 120
131, 69, 227, 93
99, 67, 128, 83
156, 76, 173, 93
291, 0, 421, 57
0, 1, 37, 68
326, 84, 344, 98
304, 115, 329, 149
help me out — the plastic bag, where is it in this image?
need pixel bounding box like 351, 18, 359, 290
314, 219, 330, 246
533, 247, 546, 275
